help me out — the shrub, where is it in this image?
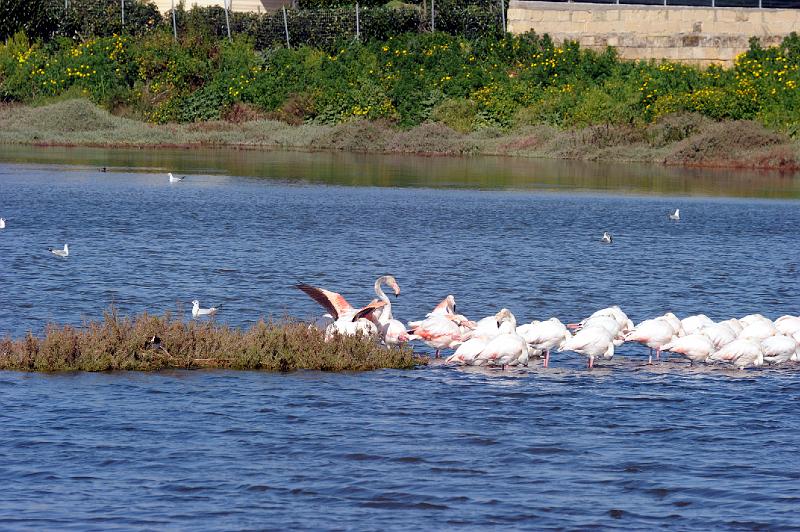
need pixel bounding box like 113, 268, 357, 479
431, 97, 477, 132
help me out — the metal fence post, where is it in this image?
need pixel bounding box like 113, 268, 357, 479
711, 0, 715, 7
431, 0, 435, 32
356, 3, 360, 40
171, 0, 177, 40
121, 0, 125, 27
500, 0, 506, 33
224, 0, 232, 41
283, 6, 290, 48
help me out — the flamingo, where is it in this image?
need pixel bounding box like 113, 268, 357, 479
407, 314, 463, 358
708, 338, 764, 369
774, 315, 800, 337
371, 275, 409, 347
446, 337, 490, 365
739, 314, 771, 327
681, 314, 714, 335
571, 306, 633, 334
473, 309, 529, 368
559, 325, 615, 369
761, 335, 798, 365
701, 323, 736, 349
738, 320, 777, 341
295, 282, 386, 341
661, 334, 715, 365
718, 318, 743, 335
656, 312, 684, 336
516, 317, 570, 367
625, 318, 677, 363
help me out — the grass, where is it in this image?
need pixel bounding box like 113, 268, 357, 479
0, 309, 422, 372
1, 99, 798, 171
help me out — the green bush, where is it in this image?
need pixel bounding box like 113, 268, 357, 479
2, 22, 799, 136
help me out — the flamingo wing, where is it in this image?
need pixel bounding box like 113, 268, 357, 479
352, 300, 387, 322
295, 283, 354, 320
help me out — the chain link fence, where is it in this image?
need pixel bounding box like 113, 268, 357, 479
1, 0, 508, 48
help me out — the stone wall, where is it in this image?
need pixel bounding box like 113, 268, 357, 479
507, 1, 800, 65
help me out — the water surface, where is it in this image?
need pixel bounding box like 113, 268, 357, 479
0, 149, 799, 529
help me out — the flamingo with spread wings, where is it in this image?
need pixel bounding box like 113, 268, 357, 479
295, 283, 386, 341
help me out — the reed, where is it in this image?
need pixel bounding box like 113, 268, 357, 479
0, 309, 422, 372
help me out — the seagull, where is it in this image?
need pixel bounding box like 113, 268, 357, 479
669, 209, 680, 221
600, 232, 612, 244
192, 299, 219, 318
0, 217, 5, 229
169, 172, 185, 183
48, 243, 69, 257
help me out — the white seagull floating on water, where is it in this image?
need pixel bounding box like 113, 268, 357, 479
600, 232, 613, 244
48, 243, 69, 257
168, 172, 185, 183
0, 217, 6, 229
669, 209, 680, 221
192, 300, 219, 318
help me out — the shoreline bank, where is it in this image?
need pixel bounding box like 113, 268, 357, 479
2, 100, 799, 173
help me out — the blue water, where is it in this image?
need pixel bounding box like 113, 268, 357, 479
1, 156, 800, 529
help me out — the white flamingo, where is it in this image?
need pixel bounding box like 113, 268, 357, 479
701, 323, 736, 350
371, 275, 409, 347
708, 338, 764, 369
559, 325, 615, 369
661, 334, 715, 365
774, 315, 800, 337
761, 335, 798, 365
719, 318, 744, 335
517, 317, 570, 368
738, 320, 777, 341
625, 318, 677, 363
473, 309, 529, 368
681, 314, 714, 335
295, 282, 386, 341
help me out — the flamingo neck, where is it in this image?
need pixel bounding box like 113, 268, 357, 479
374, 277, 393, 321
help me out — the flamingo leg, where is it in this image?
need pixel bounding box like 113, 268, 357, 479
544, 350, 550, 368
434, 349, 440, 359
656, 348, 661, 361
588, 357, 594, 369
648, 348, 653, 365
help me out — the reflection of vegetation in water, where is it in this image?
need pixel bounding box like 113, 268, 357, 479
0, 309, 419, 372
1, 144, 799, 199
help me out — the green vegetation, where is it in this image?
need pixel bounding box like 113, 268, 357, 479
2, 25, 799, 134
0, 309, 421, 372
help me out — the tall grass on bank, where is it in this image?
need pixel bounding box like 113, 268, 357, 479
0, 310, 421, 372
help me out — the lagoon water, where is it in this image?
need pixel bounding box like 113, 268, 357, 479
1, 147, 799, 529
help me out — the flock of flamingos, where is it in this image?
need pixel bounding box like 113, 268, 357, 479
296, 276, 800, 370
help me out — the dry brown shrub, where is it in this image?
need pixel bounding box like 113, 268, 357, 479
0, 309, 421, 373
223, 102, 267, 124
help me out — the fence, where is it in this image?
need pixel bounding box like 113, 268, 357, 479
0, 0, 507, 47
